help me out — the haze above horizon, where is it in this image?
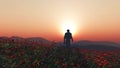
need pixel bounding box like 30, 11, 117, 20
0, 0, 120, 43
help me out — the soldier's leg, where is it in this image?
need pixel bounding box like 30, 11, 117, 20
66, 40, 70, 48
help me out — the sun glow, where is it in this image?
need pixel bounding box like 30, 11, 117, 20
60, 19, 77, 36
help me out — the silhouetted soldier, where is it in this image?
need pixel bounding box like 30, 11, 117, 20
64, 29, 73, 48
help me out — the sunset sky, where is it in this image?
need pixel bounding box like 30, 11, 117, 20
0, 0, 120, 43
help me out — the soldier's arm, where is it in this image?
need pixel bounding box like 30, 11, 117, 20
71, 36, 73, 42
71, 33, 73, 42
64, 34, 66, 44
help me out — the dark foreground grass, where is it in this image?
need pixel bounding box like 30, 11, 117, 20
0, 42, 120, 68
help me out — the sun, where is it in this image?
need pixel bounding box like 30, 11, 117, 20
60, 19, 77, 36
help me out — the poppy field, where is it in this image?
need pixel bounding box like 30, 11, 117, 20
0, 41, 120, 68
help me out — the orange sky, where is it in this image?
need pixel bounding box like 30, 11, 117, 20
0, 0, 120, 43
